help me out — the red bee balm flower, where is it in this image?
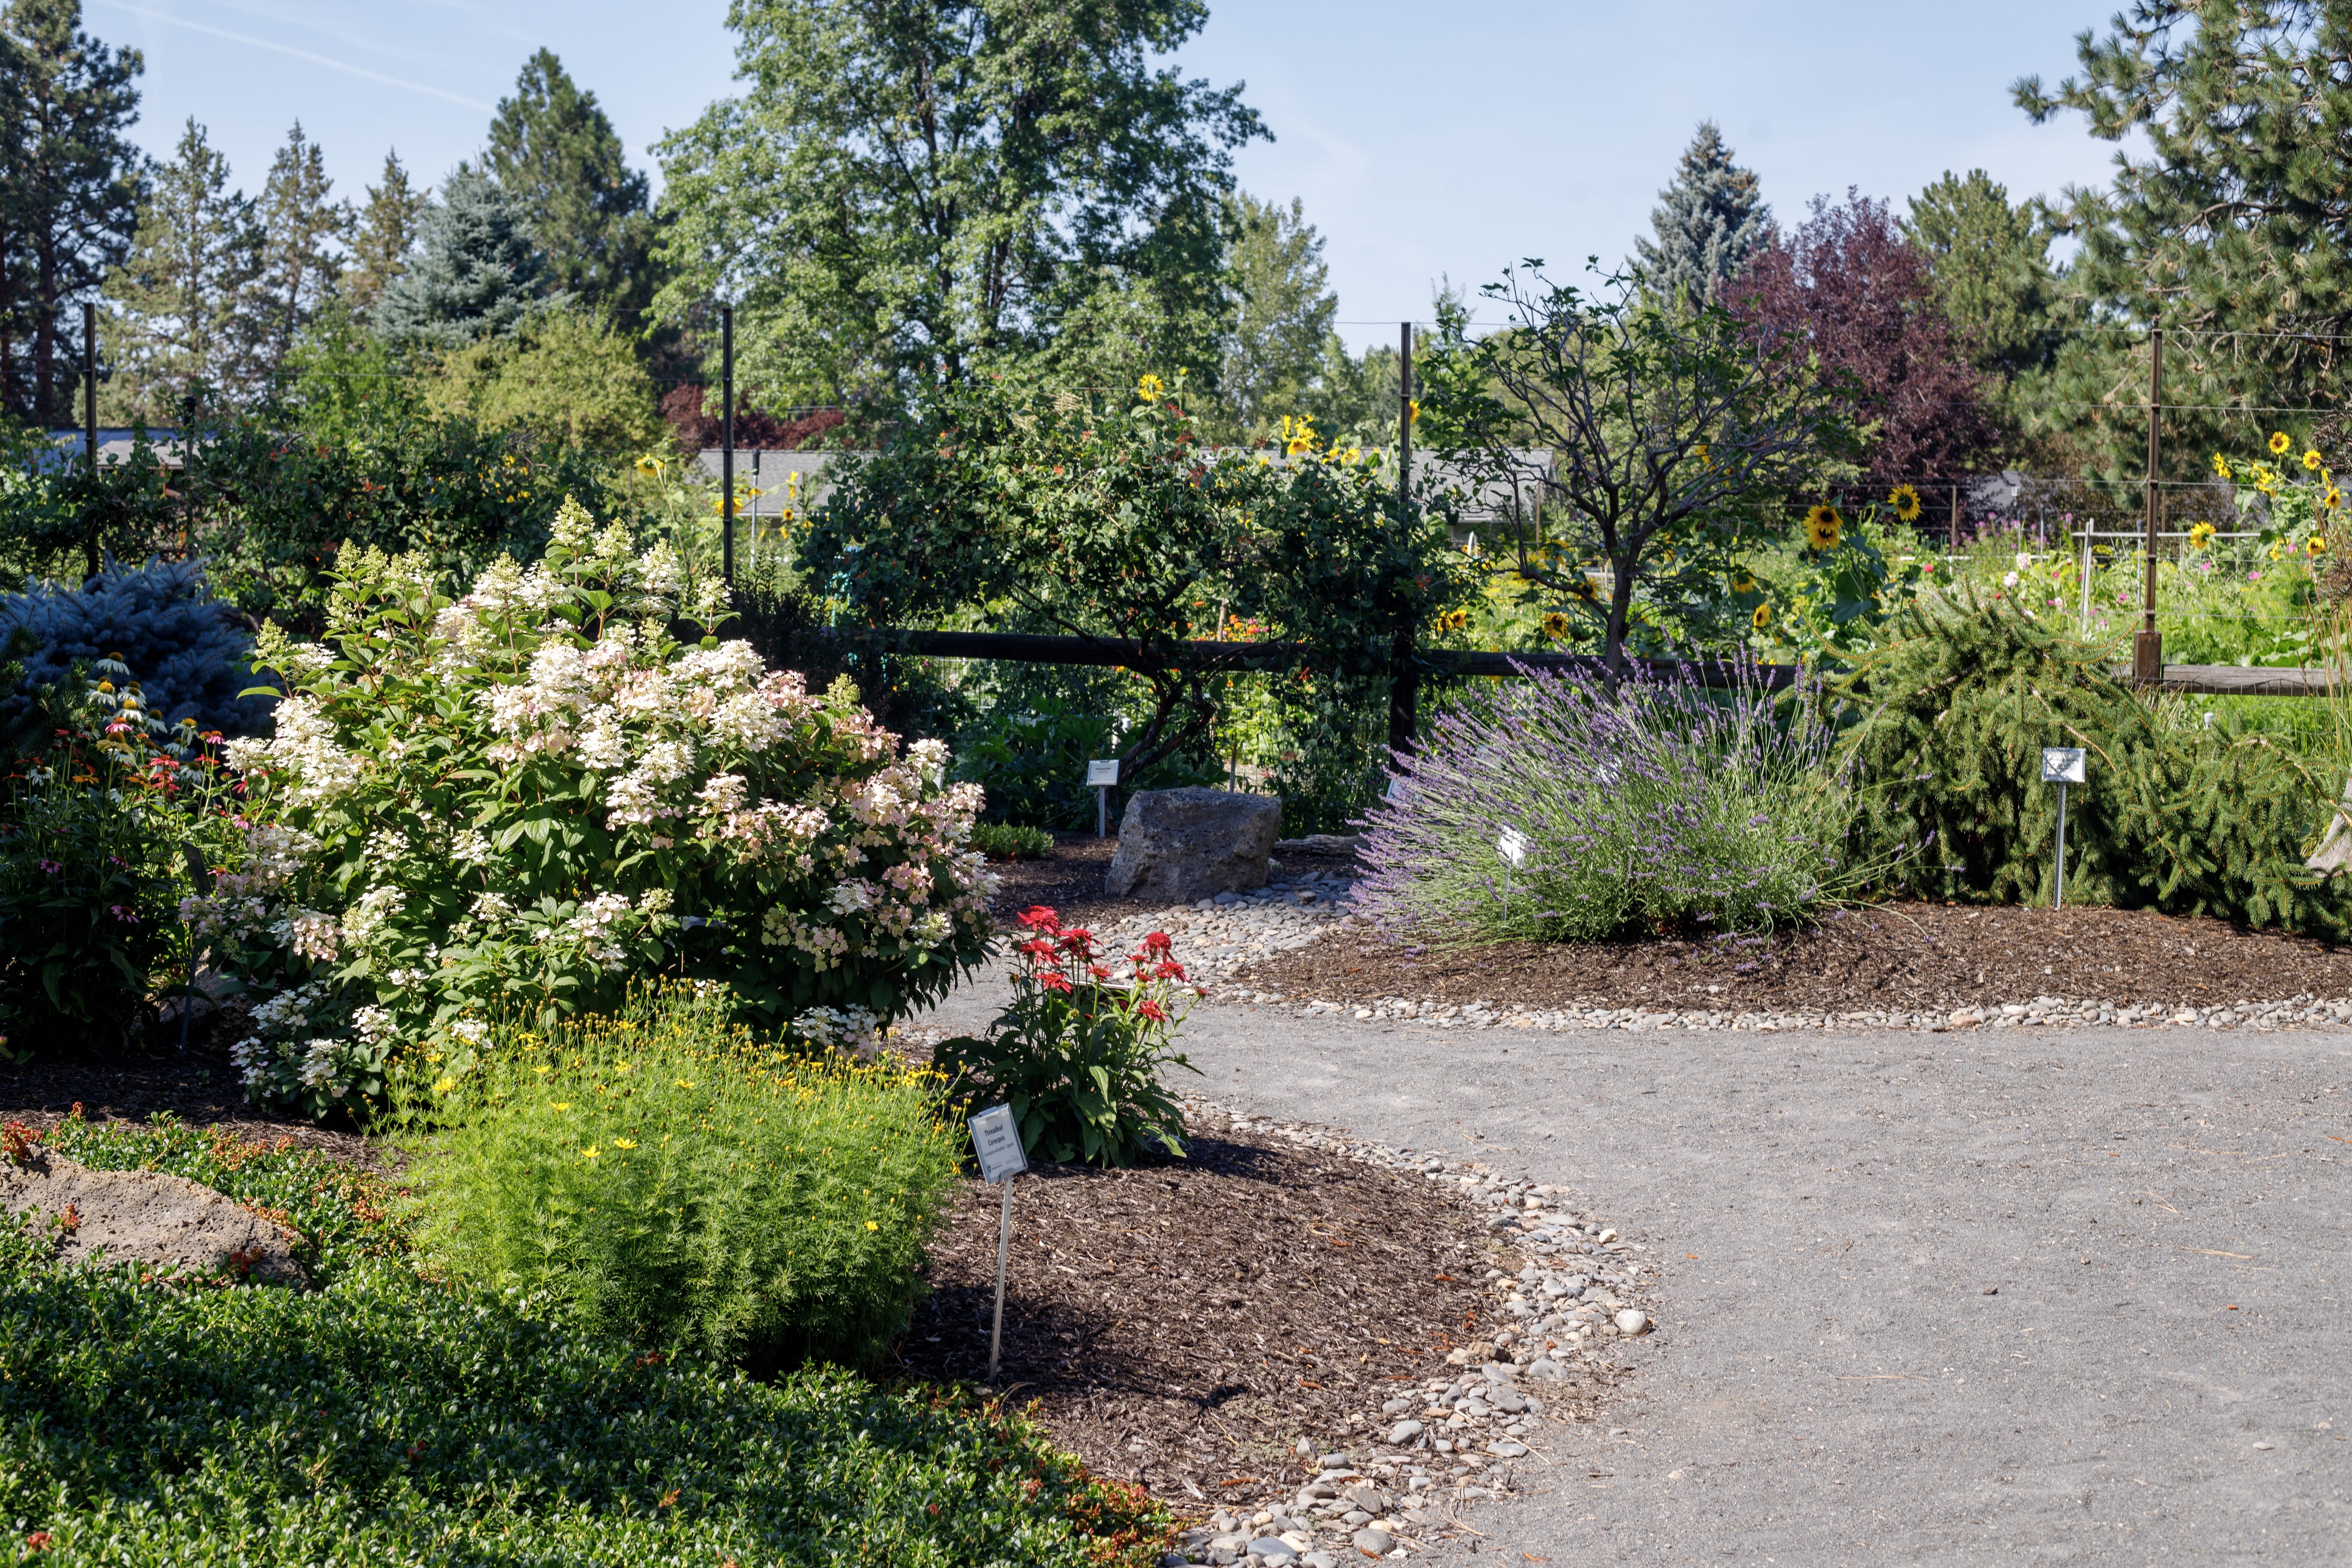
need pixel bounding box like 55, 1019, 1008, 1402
1016, 905, 1062, 933
1141, 931, 1174, 954
1038, 973, 1074, 994
1137, 1000, 1168, 1022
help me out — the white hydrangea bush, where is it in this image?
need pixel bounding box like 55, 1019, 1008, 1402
187, 501, 998, 1118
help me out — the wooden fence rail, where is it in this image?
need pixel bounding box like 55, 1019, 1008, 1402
895, 630, 2341, 698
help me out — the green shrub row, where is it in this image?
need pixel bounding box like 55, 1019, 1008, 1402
967, 822, 1055, 861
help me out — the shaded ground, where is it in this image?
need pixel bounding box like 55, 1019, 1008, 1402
0, 1053, 382, 1167
983, 833, 1364, 931
1232, 900, 2352, 1014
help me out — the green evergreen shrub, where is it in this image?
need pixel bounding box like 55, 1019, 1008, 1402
970, 822, 1055, 860
1837, 591, 2348, 931
399, 983, 958, 1373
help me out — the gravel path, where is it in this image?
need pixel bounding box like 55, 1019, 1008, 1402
1153, 1004, 2352, 1564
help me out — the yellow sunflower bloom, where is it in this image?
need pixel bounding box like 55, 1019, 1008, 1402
1136, 374, 1166, 402
2270, 544, 2285, 561
2308, 535, 2329, 557
1803, 504, 1843, 551
1568, 574, 1597, 600
2306, 448, 2325, 471
1751, 603, 1773, 629
2270, 431, 2292, 454
1887, 483, 1922, 523
1408, 398, 1421, 423
633, 455, 664, 478
2187, 521, 2216, 549
1730, 570, 1756, 593
2328, 487, 2345, 510
1540, 611, 1572, 640
2213, 452, 2232, 479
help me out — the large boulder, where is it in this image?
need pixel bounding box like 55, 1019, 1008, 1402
0, 1145, 307, 1285
1106, 787, 1283, 902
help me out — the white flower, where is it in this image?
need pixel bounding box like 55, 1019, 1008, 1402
696, 773, 749, 813
451, 830, 494, 866
908, 737, 951, 786
827, 880, 876, 915
2002, 571, 2020, 588
450, 1018, 488, 1045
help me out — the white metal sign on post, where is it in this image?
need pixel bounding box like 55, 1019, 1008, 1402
2041, 747, 2087, 908
968, 1104, 1029, 1382
1085, 758, 1120, 838
1497, 827, 1532, 901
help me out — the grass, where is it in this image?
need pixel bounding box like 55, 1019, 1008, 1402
0, 1117, 1170, 1566
396, 983, 961, 1374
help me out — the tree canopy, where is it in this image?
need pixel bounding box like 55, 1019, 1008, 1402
374, 166, 554, 352
1630, 122, 1772, 310
653, 0, 1264, 413
484, 50, 657, 319
102, 117, 259, 419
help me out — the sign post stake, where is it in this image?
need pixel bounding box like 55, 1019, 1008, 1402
1496, 827, 1532, 908
967, 1103, 1030, 1385
2041, 747, 2087, 909
1086, 758, 1120, 839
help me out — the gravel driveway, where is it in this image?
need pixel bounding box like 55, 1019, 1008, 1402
1152, 1004, 2352, 1564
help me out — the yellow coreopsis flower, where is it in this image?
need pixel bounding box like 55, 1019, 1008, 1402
2213, 452, 2232, 479
581, 1146, 600, 1160
1888, 483, 1922, 522
2270, 431, 2292, 454
614, 1138, 637, 1150
431, 1076, 456, 1095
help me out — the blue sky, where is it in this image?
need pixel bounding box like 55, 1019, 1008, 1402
91, 0, 2136, 351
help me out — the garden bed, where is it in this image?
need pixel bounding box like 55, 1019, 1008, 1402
0, 1057, 380, 1167
893, 1094, 1661, 1546
983, 831, 1364, 931
1226, 900, 2352, 1019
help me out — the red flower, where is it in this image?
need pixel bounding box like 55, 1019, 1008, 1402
1016, 905, 1062, 933
1089, 965, 1110, 980
1137, 1000, 1168, 1022
1151, 960, 1186, 981
1142, 931, 1173, 954
1015, 938, 1057, 960
1056, 929, 1095, 958
25, 1533, 51, 1552
1037, 973, 1074, 994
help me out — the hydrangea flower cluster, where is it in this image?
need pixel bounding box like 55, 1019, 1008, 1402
189, 501, 997, 1118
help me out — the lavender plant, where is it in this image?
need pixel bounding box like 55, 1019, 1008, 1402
1356, 663, 1866, 943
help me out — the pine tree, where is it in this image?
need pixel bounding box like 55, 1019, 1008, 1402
102, 116, 261, 419
0, 0, 144, 425
1903, 170, 2061, 383
245, 121, 350, 386
345, 150, 424, 317
1630, 122, 1771, 309
483, 49, 654, 317
374, 166, 552, 352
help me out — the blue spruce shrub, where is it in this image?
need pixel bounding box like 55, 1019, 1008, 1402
0, 558, 274, 736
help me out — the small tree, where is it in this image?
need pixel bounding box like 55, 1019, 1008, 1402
1421, 263, 1851, 678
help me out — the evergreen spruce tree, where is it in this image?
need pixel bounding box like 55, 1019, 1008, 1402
374, 166, 553, 352
0, 0, 144, 425
245, 121, 351, 385
101, 116, 261, 419
483, 49, 655, 318
1629, 121, 1771, 309
345, 150, 424, 317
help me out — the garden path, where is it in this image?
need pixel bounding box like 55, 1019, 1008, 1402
1157, 1005, 2351, 1564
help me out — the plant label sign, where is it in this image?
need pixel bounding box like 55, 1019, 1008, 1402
1497, 827, 1534, 868
2040, 747, 2087, 784
1085, 759, 1120, 786
969, 1103, 1027, 1184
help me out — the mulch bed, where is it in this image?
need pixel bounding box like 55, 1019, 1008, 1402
0, 1053, 384, 1167
982, 833, 1363, 931
892, 1108, 1592, 1511
1231, 899, 2352, 1015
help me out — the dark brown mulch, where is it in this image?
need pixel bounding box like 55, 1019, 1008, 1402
0, 1053, 385, 1168
1230, 899, 2352, 1015
980, 833, 1363, 931
894, 1109, 1583, 1510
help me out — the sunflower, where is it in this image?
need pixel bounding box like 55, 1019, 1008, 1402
1730, 569, 1756, 593
1568, 574, 1598, 601
2270, 543, 2285, 562
1541, 611, 1572, 641
2188, 521, 2217, 549
1438, 608, 1469, 633
1803, 503, 1843, 550
2306, 448, 2325, 471
1887, 483, 1922, 522
2329, 486, 2345, 510
2271, 431, 2293, 454
1751, 603, 1773, 629
2309, 535, 2329, 557
2213, 452, 2233, 479
633, 454, 665, 478
1136, 374, 1166, 402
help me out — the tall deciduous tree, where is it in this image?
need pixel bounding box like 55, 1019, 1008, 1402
0, 0, 143, 425
1630, 121, 1772, 310
102, 116, 260, 419
2014, 1, 2352, 478
374, 166, 553, 351
483, 50, 656, 319
345, 150, 424, 316
1727, 190, 2000, 479
246, 121, 350, 385
654, 0, 1263, 413
1210, 192, 1337, 443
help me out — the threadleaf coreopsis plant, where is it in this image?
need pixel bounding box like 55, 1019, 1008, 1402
1356, 662, 1874, 944
187, 502, 998, 1117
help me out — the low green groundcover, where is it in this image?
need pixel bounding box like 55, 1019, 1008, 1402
0, 1119, 1167, 1566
